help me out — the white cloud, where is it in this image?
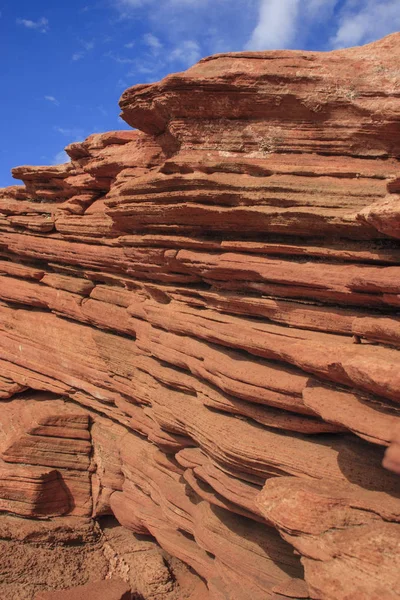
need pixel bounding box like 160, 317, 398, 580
111, 0, 255, 62
143, 32, 163, 54
111, 0, 400, 84
72, 39, 95, 62
246, 0, 300, 50
106, 51, 136, 64
169, 40, 201, 66
246, 0, 399, 51
113, 0, 154, 18
44, 95, 59, 106
54, 126, 85, 141
52, 150, 70, 165
117, 78, 129, 89
331, 0, 400, 48
82, 40, 95, 50
16, 17, 49, 33
122, 38, 201, 80
134, 63, 157, 74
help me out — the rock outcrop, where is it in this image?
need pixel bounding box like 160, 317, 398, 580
0, 33, 400, 599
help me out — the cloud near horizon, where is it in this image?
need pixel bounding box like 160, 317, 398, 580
112, 0, 400, 60
2, 0, 399, 189
246, 0, 400, 51
51, 150, 70, 165
331, 0, 400, 48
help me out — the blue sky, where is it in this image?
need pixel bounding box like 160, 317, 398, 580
1, 0, 399, 187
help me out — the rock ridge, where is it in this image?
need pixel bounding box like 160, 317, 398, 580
0, 33, 400, 599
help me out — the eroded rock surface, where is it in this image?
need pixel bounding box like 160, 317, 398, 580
0, 33, 400, 599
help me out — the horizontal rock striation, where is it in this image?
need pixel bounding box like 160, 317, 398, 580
0, 33, 400, 599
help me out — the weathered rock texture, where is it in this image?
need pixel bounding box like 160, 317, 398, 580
0, 514, 202, 600
1, 33, 400, 599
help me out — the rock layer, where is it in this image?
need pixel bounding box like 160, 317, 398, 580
0, 33, 400, 600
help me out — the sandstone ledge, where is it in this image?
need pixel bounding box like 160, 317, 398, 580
0, 33, 400, 600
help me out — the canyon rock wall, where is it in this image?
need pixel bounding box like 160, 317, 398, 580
1, 33, 400, 599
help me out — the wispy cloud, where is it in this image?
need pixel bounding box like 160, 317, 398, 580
114, 0, 154, 13
44, 95, 59, 106
143, 32, 163, 54
72, 39, 95, 62
81, 40, 95, 51
169, 40, 201, 67
97, 105, 108, 116
117, 38, 202, 84
106, 50, 136, 64
54, 126, 86, 141
16, 17, 49, 33
111, 0, 256, 60
109, 0, 400, 95
331, 0, 400, 48
52, 150, 70, 165
110, 0, 400, 57
304, 0, 337, 18
117, 78, 129, 89
246, 0, 399, 51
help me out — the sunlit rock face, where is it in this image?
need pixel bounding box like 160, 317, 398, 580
1, 32, 400, 600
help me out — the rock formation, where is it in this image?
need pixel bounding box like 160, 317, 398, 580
0, 32, 400, 599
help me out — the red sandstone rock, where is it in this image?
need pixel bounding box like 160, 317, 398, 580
357, 194, 400, 240
383, 425, 400, 475
0, 33, 399, 600
34, 578, 131, 600
257, 477, 400, 600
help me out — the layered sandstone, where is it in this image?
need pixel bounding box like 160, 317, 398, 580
0, 33, 400, 599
